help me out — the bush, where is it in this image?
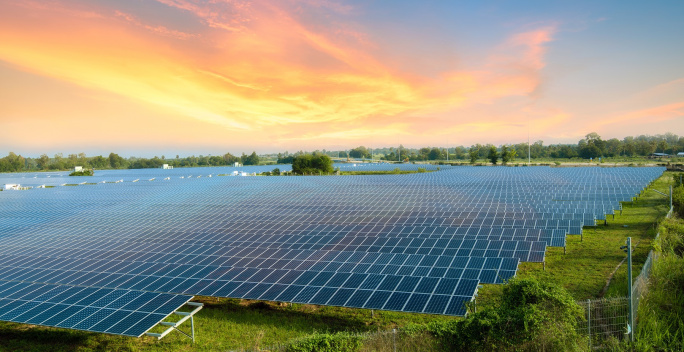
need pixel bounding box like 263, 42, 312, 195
285, 332, 364, 352
657, 217, 684, 256
69, 169, 93, 176
673, 185, 684, 218
636, 216, 684, 351
292, 154, 334, 175
427, 278, 584, 351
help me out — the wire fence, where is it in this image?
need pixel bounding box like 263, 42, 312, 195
576, 297, 630, 348
248, 208, 675, 352
575, 207, 672, 348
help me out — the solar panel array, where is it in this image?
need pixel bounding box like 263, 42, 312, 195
0, 166, 664, 336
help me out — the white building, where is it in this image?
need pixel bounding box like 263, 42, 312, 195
73, 166, 83, 172
162, 164, 173, 169
233, 162, 242, 167
4, 184, 20, 190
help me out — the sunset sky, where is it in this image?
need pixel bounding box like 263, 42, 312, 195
1, 0, 683, 157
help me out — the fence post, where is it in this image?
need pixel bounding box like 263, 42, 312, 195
393, 328, 397, 352
587, 299, 591, 349
627, 237, 634, 341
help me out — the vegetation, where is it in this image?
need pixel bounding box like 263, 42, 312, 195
426, 278, 584, 352
672, 173, 684, 218
68, 169, 93, 176
1, 132, 683, 173
631, 215, 684, 351
284, 331, 364, 352
487, 146, 498, 165
292, 154, 334, 175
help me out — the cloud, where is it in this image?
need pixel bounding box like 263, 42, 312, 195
597, 102, 684, 128
0, 0, 563, 150
114, 10, 198, 40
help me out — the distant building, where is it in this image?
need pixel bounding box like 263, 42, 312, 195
162, 164, 173, 169
4, 184, 20, 190
73, 166, 83, 172
649, 153, 670, 159
233, 162, 242, 167
678, 152, 684, 157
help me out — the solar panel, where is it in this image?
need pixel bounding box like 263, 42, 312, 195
0, 280, 191, 337
0, 165, 664, 333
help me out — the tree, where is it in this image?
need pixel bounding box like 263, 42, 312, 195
349, 146, 370, 159
500, 145, 516, 165
241, 151, 260, 165
501, 145, 510, 165
469, 148, 478, 164
37, 154, 50, 170
108, 152, 126, 169
428, 147, 442, 160
292, 154, 333, 174
487, 146, 498, 165
579, 132, 605, 159
90, 155, 108, 169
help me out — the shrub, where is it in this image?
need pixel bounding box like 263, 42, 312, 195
69, 169, 93, 176
285, 332, 364, 352
427, 278, 584, 352
673, 185, 684, 217
292, 154, 334, 175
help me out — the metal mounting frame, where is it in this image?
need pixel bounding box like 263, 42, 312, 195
146, 302, 203, 343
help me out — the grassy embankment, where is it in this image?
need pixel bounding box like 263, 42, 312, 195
0, 173, 674, 351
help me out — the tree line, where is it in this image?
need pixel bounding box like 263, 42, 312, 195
1, 132, 681, 173
376, 132, 683, 162
0, 151, 260, 173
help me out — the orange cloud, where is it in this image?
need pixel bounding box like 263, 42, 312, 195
597, 102, 684, 129
0, 0, 561, 151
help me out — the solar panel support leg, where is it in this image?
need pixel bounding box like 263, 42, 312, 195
543, 261, 545, 271
146, 302, 203, 343
564, 246, 566, 255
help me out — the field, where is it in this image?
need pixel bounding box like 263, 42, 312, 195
0, 171, 674, 352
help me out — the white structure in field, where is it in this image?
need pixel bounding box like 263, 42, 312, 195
162, 164, 173, 169
4, 184, 20, 190
231, 171, 249, 176
73, 166, 83, 172
233, 162, 242, 167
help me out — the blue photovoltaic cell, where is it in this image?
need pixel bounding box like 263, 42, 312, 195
0, 280, 191, 337
0, 165, 664, 336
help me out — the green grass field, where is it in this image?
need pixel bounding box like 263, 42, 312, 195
0, 173, 674, 352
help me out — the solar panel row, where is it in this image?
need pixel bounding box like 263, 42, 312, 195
0, 280, 191, 337
0, 166, 664, 337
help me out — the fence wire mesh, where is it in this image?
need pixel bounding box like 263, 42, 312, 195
576, 297, 630, 347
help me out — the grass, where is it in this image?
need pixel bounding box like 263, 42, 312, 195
0, 298, 456, 351
471, 173, 672, 310
630, 215, 684, 351
0, 173, 674, 351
